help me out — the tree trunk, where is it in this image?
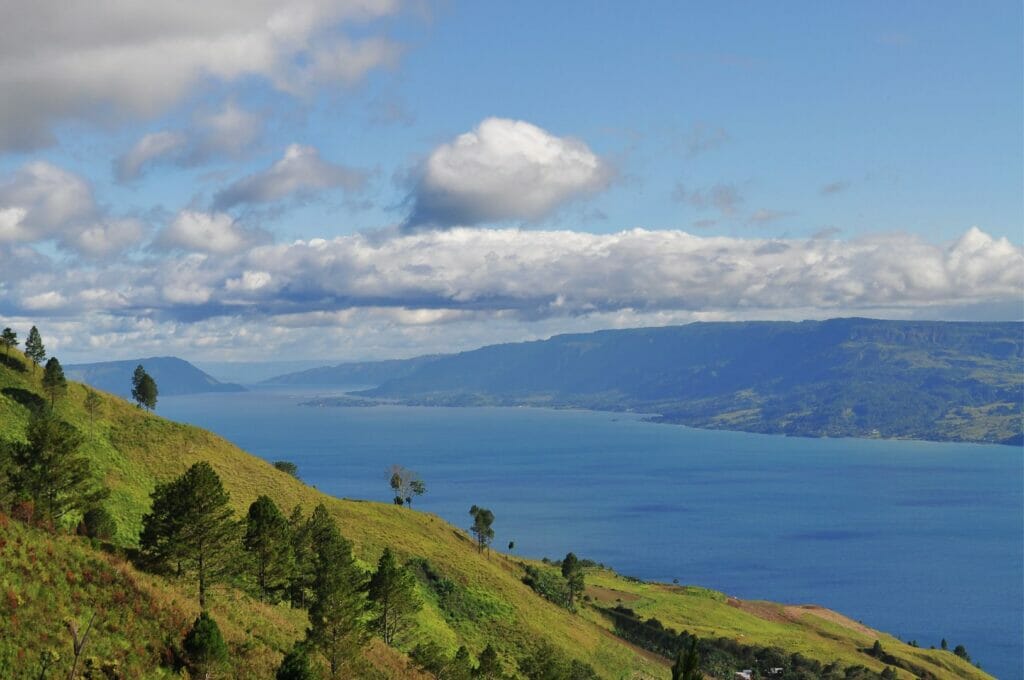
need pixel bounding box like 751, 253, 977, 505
198, 552, 206, 610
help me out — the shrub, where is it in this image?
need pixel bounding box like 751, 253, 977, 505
80, 507, 117, 541
276, 642, 319, 680
182, 612, 229, 677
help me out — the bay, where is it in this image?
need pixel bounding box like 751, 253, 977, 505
159, 388, 1023, 679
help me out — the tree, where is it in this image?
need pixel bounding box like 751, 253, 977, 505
507, 541, 515, 553
367, 548, 421, 645
244, 495, 294, 602
80, 506, 117, 540
389, 465, 426, 508
139, 462, 241, 609
1, 327, 17, 356
671, 638, 701, 680
953, 644, 970, 661
276, 642, 319, 680
84, 389, 102, 417
24, 326, 45, 372
41, 357, 67, 406
287, 505, 314, 608
5, 412, 107, 524
561, 552, 584, 610
475, 645, 504, 679
273, 460, 299, 478
940, 638, 948, 651
307, 504, 367, 677
131, 364, 158, 410
182, 612, 229, 679
469, 505, 495, 553
518, 642, 598, 680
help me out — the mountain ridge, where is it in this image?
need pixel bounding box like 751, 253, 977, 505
267, 318, 1022, 445
66, 356, 246, 398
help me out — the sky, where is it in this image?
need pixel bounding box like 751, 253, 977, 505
0, 0, 1021, 363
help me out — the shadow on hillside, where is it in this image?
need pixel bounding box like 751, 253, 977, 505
2, 387, 45, 412
0, 354, 27, 372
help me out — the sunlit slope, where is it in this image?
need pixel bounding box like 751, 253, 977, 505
0, 352, 995, 679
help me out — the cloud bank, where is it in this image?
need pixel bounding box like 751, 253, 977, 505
0, 0, 404, 151
405, 118, 611, 229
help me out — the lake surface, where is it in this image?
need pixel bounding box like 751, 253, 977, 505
159, 388, 1023, 679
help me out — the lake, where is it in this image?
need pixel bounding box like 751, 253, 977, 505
159, 388, 1023, 679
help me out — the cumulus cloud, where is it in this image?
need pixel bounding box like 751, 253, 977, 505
157, 210, 269, 254
405, 117, 611, 229
116, 131, 189, 181
0, 161, 145, 256
213, 144, 367, 209
0, 0, 404, 151
115, 103, 264, 181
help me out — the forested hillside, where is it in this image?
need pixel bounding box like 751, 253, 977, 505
343, 319, 1022, 444
0, 343, 994, 679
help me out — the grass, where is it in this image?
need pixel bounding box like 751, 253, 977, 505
0, 350, 997, 679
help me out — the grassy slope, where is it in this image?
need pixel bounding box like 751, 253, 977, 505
0, 352, 993, 679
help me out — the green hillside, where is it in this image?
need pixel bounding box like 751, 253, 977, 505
0, 349, 994, 679
344, 319, 1023, 445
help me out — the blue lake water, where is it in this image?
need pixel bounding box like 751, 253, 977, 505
159, 388, 1023, 679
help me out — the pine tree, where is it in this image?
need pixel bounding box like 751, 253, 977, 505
307, 504, 367, 677
139, 462, 241, 609
131, 364, 158, 410
469, 505, 495, 553
287, 505, 314, 608
182, 612, 229, 679
5, 411, 107, 524
0, 327, 17, 356
561, 552, 584, 609
367, 548, 421, 645
671, 638, 701, 680
475, 645, 504, 679
24, 326, 45, 372
244, 495, 295, 602
276, 642, 319, 680
41, 357, 67, 406
84, 389, 102, 416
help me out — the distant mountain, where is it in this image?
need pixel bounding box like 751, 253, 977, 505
347, 318, 1022, 445
262, 355, 442, 386
66, 356, 246, 398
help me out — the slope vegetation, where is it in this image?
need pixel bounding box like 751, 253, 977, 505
0, 350, 994, 679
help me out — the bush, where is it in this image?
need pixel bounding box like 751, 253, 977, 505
80, 507, 117, 540
272, 461, 299, 478
182, 612, 229, 677
276, 642, 319, 680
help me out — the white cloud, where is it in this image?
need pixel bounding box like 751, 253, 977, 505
213, 144, 367, 209
406, 117, 611, 228
115, 131, 189, 181
114, 103, 264, 181
0, 161, 145, 255
0, 0, 404, 151
2, 226, 1019, 359
158, 210, 268, 254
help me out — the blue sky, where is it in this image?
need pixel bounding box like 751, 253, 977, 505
0, 1, 1021, 361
